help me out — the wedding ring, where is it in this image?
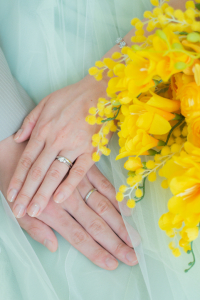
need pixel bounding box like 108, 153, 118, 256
85, 188, 97, 203
56, 156, 73, 168
115, 37, 127, 48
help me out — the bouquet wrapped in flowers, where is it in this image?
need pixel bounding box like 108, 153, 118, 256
86, 0, 200, 271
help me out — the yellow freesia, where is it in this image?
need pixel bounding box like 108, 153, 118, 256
124, 157, 143, 171
147, 92, 180, 112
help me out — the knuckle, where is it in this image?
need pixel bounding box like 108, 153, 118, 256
114, 242, 126, 256
88, 219, 106, 237
96, 199, 110, 215
71, 229, 88, 245
18, 192, 30, 202
35, 193, 48, 203
70, 131, 87, 149
118, 223, 127, 237
20, 156, 32, 170
48, 168, 61, 180
92, 249, 107, 263
24, 114, 33, 125
100, 179, 113, 193
31, 166, 43, 181
12, 177, 23, 188
71, 166, 85, 178
28, 225, 40, 240
66, 182, 76, 194
63, 194, 79, 211
34, 122, 51, 140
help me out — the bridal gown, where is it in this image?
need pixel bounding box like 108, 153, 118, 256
0, 0, 200, 299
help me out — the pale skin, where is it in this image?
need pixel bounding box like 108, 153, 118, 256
7, 0, 187, 219
0, 135, 139, 270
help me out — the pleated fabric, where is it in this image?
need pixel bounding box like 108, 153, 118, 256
0, 49, 34, 142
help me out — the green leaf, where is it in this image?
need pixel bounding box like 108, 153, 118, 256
113, 107, 118, 111
179, 31, 188, 35
128, 171, 136, 177
157, 140, 166, 146
174, 62, 187, 70
147, 149, 159, 156
173, 113, 185, 121
156, 30, 167, 41
142, 162, 147, 169
195, 3, 200, 11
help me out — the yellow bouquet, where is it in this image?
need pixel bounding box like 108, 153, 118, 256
86, 0, 200, 272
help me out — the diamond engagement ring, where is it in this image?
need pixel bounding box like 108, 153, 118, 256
116, 37, 127, 48
56, 156, 73, 168
85, 188, 97, 203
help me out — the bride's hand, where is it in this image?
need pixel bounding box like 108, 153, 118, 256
1, 135, 139, 270
7, 75, 108, 218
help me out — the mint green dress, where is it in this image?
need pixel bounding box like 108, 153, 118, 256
0, 1, 199, 300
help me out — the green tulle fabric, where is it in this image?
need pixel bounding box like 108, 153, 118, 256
0, 0, 200, 299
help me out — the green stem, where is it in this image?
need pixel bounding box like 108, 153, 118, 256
184, 242, 196, 273
165, 118, 184, 145
135, 177, 147, 203
101, 106, 121, 123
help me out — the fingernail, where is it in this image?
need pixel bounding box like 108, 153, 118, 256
28, 203, 40, 217
126, 251, 138, 265
13, 204, 26, 218
7, 189, 18, 202
44, 239, 53, 252
54, 192, 64, 203
105, 257, 118, 270
14, 129, 23, 140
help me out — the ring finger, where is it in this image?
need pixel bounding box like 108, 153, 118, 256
62, 189, 138, 266
78, 176, 133, 247
26, 151, 76, 217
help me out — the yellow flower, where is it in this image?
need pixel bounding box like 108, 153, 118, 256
147, 92, 180, 112
193, 63, 200, 86
187, 113, 200, 147
125, 50, 157, 86
124, 157, 143, 171
179, 82, 200, 117
116, 129, 158, 160
184, 141, 200, 159
136, 111, 171, 135
181, 226, 199, 242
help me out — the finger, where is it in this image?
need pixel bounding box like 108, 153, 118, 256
7, 137, 45, 204
87, 165, 120, 211
18, 214, 58, 252
14, 96, 49, 143
40, 201, 119, 270
12, 148, 58, 218
53, 153, 94, 203
27, 159, 71, 217
62, 190, 138, 266
78, 176, 133, 247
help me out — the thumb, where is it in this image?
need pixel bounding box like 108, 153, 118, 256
14, 96, 49, 143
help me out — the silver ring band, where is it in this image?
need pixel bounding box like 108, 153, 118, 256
56, 156, 73, 168
85, 188, 97, 203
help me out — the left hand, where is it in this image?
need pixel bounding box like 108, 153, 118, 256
7, 75, 109, 217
